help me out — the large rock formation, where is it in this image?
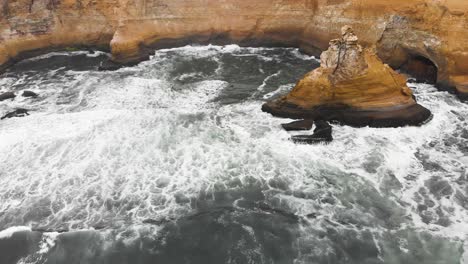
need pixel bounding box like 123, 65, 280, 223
262, 26, 432, 127
0, 0, 467, 99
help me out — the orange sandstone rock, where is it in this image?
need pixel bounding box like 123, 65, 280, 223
0, 0, 467, 98
262, 27, 432, 127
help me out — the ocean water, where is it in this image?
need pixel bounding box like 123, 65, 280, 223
0, 45, 467, 264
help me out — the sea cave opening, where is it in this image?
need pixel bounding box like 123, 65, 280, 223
400, 54, 438, 84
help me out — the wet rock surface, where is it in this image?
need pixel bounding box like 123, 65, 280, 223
1, 108, 30, 120
281, 119, 313, 131
0, 91, 15, 101
22, 90, 38, 98
291, 120, 333, 144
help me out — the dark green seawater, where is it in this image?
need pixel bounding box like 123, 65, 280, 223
0, 45, 467, 264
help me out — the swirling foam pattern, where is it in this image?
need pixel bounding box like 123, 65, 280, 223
0, 45, 467, 264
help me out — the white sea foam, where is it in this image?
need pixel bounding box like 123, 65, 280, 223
37, 232, 60, 254
263, 84, 294, 99
0, 226, 31, 239
0, 45, 467, 262
21, 51, 109, 62
256, 70, 281, 92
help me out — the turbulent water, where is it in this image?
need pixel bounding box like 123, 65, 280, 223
0, 45, 467, 264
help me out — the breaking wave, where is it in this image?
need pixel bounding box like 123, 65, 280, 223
0, 45, 467, 264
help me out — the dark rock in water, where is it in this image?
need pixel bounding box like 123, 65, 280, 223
281, 119, 313, 131
291, 120, 333, 144
98, 59, 123, 71
0, 92, 15, 101
314, 120, 333, 138
1, 109, 30, 120
22, 90, 38, 98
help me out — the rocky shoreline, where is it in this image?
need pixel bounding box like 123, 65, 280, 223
0, 0, 467, 100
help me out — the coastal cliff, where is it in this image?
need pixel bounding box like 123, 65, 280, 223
0, 0, 467, 98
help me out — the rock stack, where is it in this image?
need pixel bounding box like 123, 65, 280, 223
262, 26, 432, 128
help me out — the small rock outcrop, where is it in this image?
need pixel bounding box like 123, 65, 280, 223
262, 26, 432, 128
281, 119, 314, 131
1, 109, 30, 120
0, 92, 15, 101
22, 91, 38, 98
291, 120, 333, 144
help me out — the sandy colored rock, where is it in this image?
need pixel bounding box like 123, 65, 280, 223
0, 0, 467, 98
262, 26, 432, 127
286, 50, 414, 109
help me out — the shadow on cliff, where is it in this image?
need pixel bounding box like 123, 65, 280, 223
400, 54, 438, 85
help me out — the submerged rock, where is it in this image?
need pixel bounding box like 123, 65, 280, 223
291, 120, 333, 144
22, 90, 38, 98
281, 119, 313, 131
1, 109, 30, 120
0, 92, 15, 101
262, 26, 432, 128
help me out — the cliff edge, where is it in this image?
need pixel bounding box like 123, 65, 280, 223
0, 0, 467, 99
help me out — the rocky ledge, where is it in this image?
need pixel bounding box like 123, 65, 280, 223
262, 26, 432, 128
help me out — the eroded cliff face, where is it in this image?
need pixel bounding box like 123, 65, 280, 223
0, 0, 467, 98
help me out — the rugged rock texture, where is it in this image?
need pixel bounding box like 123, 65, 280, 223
282, 119, 314, 131
262, 26, 432, 127
0, 0, 467, 98
22, 90, 38, 97
1, 108, 30, 119
291, 120, 333, 144
0, 91, 15, 101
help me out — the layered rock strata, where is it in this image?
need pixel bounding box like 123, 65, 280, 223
262, 26, 432, 127
0, 0, 467, 99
